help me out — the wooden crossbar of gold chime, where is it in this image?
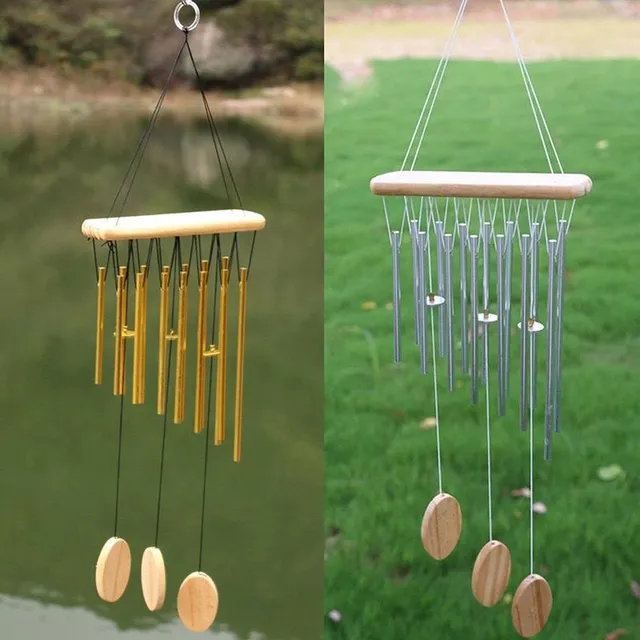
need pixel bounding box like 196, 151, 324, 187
85, 209, 265, 632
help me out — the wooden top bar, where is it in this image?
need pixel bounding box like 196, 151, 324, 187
81, 209, 266, 241
370, 171, 592, 200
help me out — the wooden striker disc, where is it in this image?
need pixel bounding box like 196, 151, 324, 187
512, 574, 553, 638
95, 536, 131, 603
420, 493, 462, 560
141, 546, 166, 611
471, 540, 511, 607
177, 571, 219, 632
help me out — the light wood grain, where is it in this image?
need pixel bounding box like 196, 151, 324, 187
81, 210, 266, 241
420, 492, 462, 560
95, 537, 131, 603
177, 571, 219, 632
141, 546, 166, 612
370, 171, 592, 200
471, 540, 512, 607
512, 573, 553, 638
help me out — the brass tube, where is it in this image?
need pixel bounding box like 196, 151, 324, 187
113, 266, 127, 396
233, 267, 248, 463
194, 260, 209, 434
95, 267, 106, 385
139, 264, 148, 405
157, 266, 170, 415
215, 257, 230, 445
132, 272, 143, 405
173, 267, 188, 424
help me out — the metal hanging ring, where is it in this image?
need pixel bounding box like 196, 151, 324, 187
174, 0, 200, 32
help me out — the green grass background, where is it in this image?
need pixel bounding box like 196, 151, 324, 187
324, 59, 640, 639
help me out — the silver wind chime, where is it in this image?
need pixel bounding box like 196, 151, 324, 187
368, 0, 592, 637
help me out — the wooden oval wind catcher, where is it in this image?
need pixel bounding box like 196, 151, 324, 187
368, 0, 591, 636
86, 1, 265, 633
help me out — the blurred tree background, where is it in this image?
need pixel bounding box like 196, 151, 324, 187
0, 0, 323, 88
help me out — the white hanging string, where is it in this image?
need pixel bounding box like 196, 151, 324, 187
529, 330, 535, 575
426, 201, 443, 494
400, 0, 566, 183
400, 0, 470, 171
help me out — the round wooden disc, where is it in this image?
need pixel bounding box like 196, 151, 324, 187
471, 540, 512, 607
177, 571, 219, 632
512, 573, 553, 638
95, 537, 131, 603
420, 493, 462, 560
141, 546, 166, 611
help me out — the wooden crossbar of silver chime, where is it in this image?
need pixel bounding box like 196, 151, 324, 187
371, 169, 592, 637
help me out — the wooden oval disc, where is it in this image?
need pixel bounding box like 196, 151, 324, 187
420, 493, 462, 560
471, 540, 512, 607
141, 546, 166, 611
512, 573, 553, 638
177, 571, 219, 632
95, 537, 131, 603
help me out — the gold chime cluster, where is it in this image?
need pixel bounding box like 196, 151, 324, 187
85, 210, 265, 633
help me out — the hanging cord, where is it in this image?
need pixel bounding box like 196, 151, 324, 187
425, 204, 443, 494
401, 0, 470, 171
402, 0, 565, 178
528, 330, 535, 574
198, 238, 222, 571
112, 240, 136, 537
184, 38, 243, 211
108, 38, 188, 220
153, 238, 180, 547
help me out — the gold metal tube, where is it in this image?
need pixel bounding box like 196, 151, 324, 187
173, 267, 188, 424
194, 260, 209, 434
95, 267, 106, 385
215, 257, 230, 445
233, 267, 248, 463
139, 264, 148, 405
113, 266, 127, 396
157, 266, 170, 414
132, 272, 143, 405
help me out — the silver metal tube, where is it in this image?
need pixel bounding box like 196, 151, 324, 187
519, 234, 530, 431
469, 234, 479, 404
444, 233, 455, 391
504, 220, 515, 398
458, 223, 469, 375
435, 220, 446, 356
481, 222, 491, 385
544, 239, 557, 461
391, 230, 402, 363
410, 219, 420, 344
530, 222, 541, 408
496, 234, 505, 416
554, 220, 568, 432
417, 230, 428, 374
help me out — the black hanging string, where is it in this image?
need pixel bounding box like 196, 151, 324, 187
185, 38, 243, 211
153, 237, 181, 547
198, 234, 222, 571
108, 38, 188, 219
113, 240, 136, 537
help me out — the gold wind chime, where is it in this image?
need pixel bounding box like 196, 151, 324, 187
84, 1, 266, 633
370, 1, 591, 638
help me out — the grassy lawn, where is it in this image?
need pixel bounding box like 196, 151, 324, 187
324, 59, 640, 639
